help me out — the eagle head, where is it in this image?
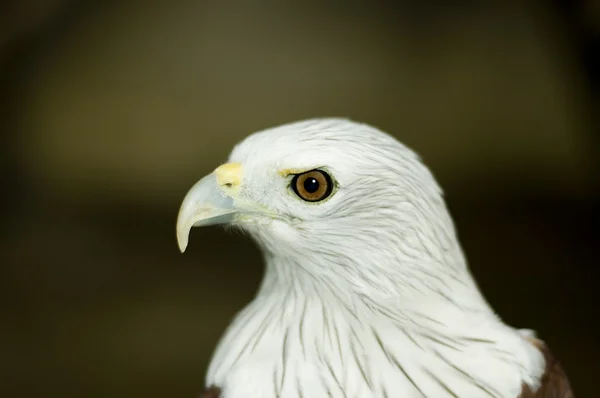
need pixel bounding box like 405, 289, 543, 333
177, 118, 457, 297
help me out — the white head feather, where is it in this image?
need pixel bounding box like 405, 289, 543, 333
180, 118, 546, 398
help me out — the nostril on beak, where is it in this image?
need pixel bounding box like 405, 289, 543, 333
214, 162, 242, 193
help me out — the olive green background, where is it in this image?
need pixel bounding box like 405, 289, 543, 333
1, 1, 598, 397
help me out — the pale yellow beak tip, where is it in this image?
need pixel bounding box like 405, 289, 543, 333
177, 235, 188, 253
176, 219, 191, 253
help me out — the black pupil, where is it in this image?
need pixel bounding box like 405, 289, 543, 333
303, 177, 320, 193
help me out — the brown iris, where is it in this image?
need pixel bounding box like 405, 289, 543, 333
291, 169, 333, 202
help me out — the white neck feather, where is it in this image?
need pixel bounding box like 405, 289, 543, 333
206, 250, 545, 398
204, 118, 545, 397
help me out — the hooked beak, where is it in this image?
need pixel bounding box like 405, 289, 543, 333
176, 163, 243, 253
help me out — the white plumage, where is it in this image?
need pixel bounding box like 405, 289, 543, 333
177, 119, 548, 398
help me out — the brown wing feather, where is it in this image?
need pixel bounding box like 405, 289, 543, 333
519, 338, 574, 398
199, 386, 221, 398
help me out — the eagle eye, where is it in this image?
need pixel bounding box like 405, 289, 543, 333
291, 170, 333, 202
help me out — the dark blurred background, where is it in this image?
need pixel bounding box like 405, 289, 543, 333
0, 1, 598, 397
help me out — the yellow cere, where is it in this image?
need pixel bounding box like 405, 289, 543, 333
214, 162, 243, 188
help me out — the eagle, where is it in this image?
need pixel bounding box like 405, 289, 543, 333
176, 119, 573, 398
